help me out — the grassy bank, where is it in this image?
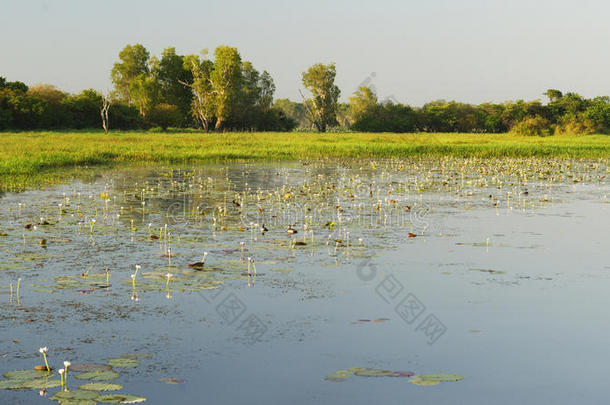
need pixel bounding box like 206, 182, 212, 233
2, 131, 610, 187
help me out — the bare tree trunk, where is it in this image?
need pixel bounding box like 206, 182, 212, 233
101, 95, 110, 134
215, 119, 224, 131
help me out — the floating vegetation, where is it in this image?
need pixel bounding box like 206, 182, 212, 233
325, 368, 459, 385
159, 377, 186, 385
2, 369, 53, 380
50, 389, 101, 401
75, 370, 121, 381
70, 364, 113, 373
79, 382, 124, 391
107, 359, 139, 369
98, 394, 147, 403
353, 318, 390, 324
409, 374, 465, 386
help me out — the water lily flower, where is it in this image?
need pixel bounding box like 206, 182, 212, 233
58, 368, 64, 388
39, 347, 50, 371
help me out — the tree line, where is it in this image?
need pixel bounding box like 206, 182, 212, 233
1, 43, 609, 135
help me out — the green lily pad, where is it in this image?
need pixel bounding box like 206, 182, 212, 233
70, 363, 113, 372
0, 379, 28, 390
19, 378, 62, 389
325, 369, 352, 382
107, 358, 139, 368
2, 369, 52, 380
79, 382, 123, 391
409, 377, 440, 386
159, 377, 186, 385
75, 370, 121, 381
50, 389, 101, 401
416, 374, 465, 382
98, 394, 147, 403
353, 368, 396, 377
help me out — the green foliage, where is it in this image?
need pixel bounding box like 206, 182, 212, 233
183, 52, 215, 131
348, 86, 377, 124
111, 44, 150, 104
156, 47, 193, 122
62, 89, 103, 129
210, 46, 242, 130
274, 99, 308, 128
301, 63, 341, 132
148, 103, 182, 130
129, 74, 160, 118
510, 115, 553, 136
352, 103, 416, 132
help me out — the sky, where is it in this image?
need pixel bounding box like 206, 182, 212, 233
1, 0, 609, 106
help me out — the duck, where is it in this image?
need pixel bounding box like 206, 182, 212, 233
260, 224, 268, 233
232, 200, 241, 208
286, 225, 298, 234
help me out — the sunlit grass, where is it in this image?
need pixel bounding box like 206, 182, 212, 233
2, 131, 610, 188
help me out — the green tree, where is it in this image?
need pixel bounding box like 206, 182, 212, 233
301, 63, 341, 132
111, 44, 150, 104
258, 71, 275, 111
348, 86, 377, 124
182, 52, 215, 132
274, 99, 308, 128
149, 103, 182, 130
156, 47, 193, 123
210, 45, 242, 131
129, 74, 160, 118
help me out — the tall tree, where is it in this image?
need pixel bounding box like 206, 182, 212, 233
129, 74, 159, 118
258, 71, 275, 111
210, 46, 242, 131
156, 47, 193, 121
182, 51, 215, 132
301, 63, 341, 132
111, 44, 150, 104
348, 86, 377, 124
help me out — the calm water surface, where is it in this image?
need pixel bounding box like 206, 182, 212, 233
0, 159, 609, 404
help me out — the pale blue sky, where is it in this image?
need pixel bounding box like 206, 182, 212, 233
2, 0, 609, 105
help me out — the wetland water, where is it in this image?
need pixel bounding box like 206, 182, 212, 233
0, 158, 609, 404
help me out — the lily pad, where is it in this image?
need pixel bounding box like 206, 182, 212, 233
409, 377, 440, 386
70, 363, 113, 373
325, 369, 352, 382
75, 370, 121, 381
50, 389, 101, 401
79, 382, 123, 391
391, 371, 415, 378
0, 379, 28, 390
98, 394, 147, 403
53, 400, 98, 405
415, 373, 465, 382
159, 377, 186, 385
107, 358, 139, 368
2, 369, 52, 380
353, 368, 396, 377
19, 378, 62, 389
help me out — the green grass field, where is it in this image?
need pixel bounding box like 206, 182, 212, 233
2, 131, 610, 187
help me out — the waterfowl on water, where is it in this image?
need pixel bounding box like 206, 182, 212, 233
286, 225, 297, 234
232, 200, 241, 208
260, 224, 268, 233
188, 252, 208, 269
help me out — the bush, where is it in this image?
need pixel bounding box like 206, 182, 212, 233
510, 116, 553, 136
148, 103, 182, 130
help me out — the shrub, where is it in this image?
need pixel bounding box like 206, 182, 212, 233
510, 115, 553, 136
